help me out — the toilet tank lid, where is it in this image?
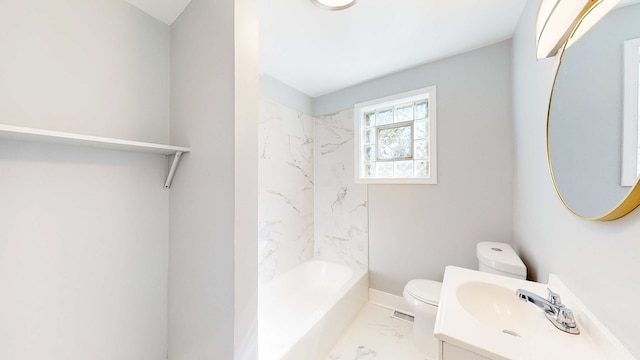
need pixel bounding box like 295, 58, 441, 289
406, 279, 441, 305
477, 242, 527, 277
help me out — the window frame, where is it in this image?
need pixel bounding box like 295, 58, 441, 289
353, 86, 437, 185
376, 120, 414, 162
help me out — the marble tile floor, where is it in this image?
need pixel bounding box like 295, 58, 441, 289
326, 302, 430, 360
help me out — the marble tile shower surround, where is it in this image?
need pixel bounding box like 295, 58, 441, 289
258, 98, 315, 283
314, 110, 368, 271
258, 99, 368, 283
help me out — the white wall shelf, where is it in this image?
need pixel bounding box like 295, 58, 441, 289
0, 124, 190, 188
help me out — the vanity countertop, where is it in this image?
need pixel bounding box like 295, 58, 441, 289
433, 266, 634, 360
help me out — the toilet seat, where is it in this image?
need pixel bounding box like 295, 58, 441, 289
405, 279, 441, 306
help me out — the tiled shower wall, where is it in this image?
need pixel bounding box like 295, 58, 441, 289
258, 98, 368, 283
314, 111, 368, 270
258, 99, 315, 283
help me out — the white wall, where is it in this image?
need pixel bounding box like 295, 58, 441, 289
0, 1, 171, 359
234, 0, 260, 357
260, 75, 314, 115
169, 0, 257, 358
0, 0, 170, 143
344, 41, 514, 295
262, 41, 514, 296
168, 0, 234, 356
0, 144, 169, 360
512, 1, 640, 357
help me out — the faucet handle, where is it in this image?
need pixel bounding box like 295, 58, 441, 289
557, 307, 578, 329
547, 288, 562, 306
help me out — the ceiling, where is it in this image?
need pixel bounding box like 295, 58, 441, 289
126, 0, 640, 97
258, 0, 528, 97
123, 0, 192, 25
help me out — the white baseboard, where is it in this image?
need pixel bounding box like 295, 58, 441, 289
368, 288, 414, 316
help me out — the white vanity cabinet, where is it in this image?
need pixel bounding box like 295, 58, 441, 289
438, 341, 491, 360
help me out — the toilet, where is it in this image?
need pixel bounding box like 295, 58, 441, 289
402, 241, 527, 356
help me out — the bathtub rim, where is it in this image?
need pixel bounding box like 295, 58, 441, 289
258, 259, 369, 360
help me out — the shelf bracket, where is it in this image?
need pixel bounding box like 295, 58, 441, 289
164, 152, 183, 189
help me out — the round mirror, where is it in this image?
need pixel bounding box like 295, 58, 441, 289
547, 3, 640, 220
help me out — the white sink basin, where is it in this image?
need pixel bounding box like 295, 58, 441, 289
456, 281, 538, 338
434, 266, 634, 360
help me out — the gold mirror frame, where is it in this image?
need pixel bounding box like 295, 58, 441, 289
546, 4, 640, 221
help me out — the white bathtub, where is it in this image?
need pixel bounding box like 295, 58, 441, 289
258, 260, 368, 360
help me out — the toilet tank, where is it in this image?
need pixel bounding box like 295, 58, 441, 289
476, 242, 527, 280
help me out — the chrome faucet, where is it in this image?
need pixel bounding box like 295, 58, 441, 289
515, 288, 580, 334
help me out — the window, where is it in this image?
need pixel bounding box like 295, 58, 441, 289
354, 86, 436, 184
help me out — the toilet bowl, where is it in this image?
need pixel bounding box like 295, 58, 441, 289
402, 241, 527, 357
402, 279, 441, 355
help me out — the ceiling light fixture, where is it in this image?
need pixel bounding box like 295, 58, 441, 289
310, 0, 356, 11
536, 0, 619, 59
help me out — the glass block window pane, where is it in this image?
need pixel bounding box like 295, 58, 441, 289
355, 85, 436, 184
364, 145, 376, 162
376, 162, 393, 177
415, 101, 428, 119
365, 112, 376, 127
415, 160, 429, 177
365, 162, 376, 177
395, 103, 414, 123
414, 140, 428, 160
377, 124, 413, 160
364, 128, 376, 144
414, 120, 428, 139
394, 160, 414, 177
376, 108, 393, 125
